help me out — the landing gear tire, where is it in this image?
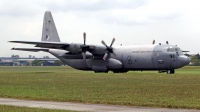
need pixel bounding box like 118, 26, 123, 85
167, 69, 175, 74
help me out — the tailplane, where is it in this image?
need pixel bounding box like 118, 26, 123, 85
41, 11, 60, 42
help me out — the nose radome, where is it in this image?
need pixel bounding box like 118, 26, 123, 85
178, 55, 190, 67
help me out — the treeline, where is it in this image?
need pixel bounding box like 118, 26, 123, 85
190, 53, 200, 66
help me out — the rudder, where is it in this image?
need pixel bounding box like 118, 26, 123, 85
41, 11, 60, 42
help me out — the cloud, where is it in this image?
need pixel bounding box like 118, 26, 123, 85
0, 0, 200, 57
42, 0, 147, 12
0, 0, 44, 17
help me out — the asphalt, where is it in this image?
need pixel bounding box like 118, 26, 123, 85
0, 98, 199, 112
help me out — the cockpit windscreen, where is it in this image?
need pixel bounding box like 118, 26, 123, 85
167, 47, 183, 55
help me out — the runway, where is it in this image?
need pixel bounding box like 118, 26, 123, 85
0, 98, 199, 112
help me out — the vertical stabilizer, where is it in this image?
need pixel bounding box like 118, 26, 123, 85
41, 11, 60, 42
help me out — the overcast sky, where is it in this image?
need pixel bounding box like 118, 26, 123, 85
0, 0, 200, 57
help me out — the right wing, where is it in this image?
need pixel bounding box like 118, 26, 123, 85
9, 41, 69, 50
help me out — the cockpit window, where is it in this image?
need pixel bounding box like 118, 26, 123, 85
178, 47, 183, 55
167, 47, 183, 55
167, 47, 174, 52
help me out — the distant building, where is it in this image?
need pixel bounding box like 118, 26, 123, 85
0, 57, 59, 66
0, 59, 13, 66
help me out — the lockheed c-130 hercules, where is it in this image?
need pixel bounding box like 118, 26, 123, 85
9, 11, 190, 74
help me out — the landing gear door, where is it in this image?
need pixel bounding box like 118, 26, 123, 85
169, 53, 176, 69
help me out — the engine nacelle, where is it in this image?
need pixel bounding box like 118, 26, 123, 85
107, 58, 122, 69
89, 58, 122, 72
60, 52, 93, 59
65, 43, 82, 53
92, 66, 108, 72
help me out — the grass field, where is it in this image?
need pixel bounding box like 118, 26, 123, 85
0, 66, 199, 109
0, 105, 75, 112
0, 105, 74, 112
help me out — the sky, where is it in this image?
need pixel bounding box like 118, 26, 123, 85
0, 0, 200, 57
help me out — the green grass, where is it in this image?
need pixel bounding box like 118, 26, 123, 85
0, 66, 200, 109
0, 105, 75, 112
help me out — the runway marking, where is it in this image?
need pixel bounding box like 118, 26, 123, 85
0, 98, 199, 112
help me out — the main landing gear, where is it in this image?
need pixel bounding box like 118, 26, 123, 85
159, 69, 175, 74
167, 69, 175, 74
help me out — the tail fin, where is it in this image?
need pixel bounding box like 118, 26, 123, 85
41, 11, 61, 42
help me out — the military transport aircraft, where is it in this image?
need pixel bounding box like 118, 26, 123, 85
9, 11, 190, 74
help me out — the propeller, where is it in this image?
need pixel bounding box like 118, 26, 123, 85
152, 40, 155, 44
101, 38, 117, 60
79, 32, 95, 60
80, 32, 89, 60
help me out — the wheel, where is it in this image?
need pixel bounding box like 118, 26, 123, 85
167, 69, 175, 74
167, 70, 171, 74
112, 70, 128, 73
171, 69, 175, 74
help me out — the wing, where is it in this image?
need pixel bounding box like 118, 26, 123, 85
11, 48, 49, 52
9, 41, 69, 50
9, 41, 108, 58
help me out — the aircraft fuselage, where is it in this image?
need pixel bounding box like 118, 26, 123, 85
49, 44, 190, 73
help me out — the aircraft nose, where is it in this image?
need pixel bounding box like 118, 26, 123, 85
178, 55, 191, 67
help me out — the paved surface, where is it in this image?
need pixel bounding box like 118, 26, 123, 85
0, 98, 199, 112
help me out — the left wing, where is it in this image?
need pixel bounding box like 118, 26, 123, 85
11, 48, 49, 52
9, 41, 69, 50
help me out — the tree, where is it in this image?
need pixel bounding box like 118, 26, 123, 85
32, 60, 44, 66
54, 60, 63, 66
191, 55, 200, 66
11, 54, 19, 58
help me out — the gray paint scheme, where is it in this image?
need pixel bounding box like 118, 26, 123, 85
9, 11, 190, 74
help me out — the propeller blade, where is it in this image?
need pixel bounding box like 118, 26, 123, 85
103, 52, 108, 60
101, 40, 108, 47
83, 32, 86, 45
152, 40, 155, 45
112, 52, 117, 58
166, 41, 169, 44
82, 52, 86, 60
110, 38, 115, 47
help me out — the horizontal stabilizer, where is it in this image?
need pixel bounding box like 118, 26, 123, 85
11, 48, 49, 52
9, 41, 69, 49
182, 51, 190, 52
